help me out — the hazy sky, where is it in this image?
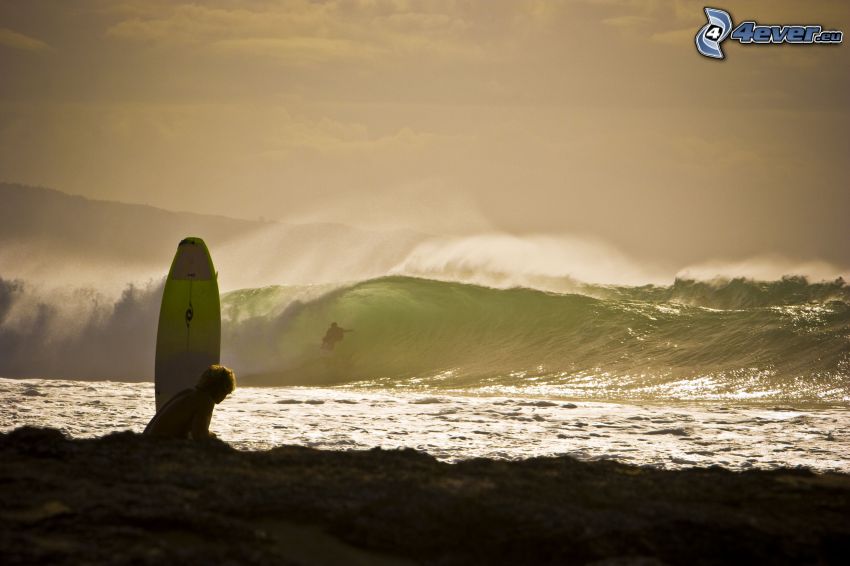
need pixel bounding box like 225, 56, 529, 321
1, 0, 848, 268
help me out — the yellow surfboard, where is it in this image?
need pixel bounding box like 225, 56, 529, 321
154, 237, 221, 410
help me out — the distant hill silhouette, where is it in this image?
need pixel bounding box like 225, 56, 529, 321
0, 183, 261, 265
0, 183, 426, 288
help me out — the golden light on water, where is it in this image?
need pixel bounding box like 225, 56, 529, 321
4, 377, 848, 471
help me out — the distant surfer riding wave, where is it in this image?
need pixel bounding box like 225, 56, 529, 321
321, 322, 354, 351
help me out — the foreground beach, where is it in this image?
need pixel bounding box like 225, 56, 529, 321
2, 427, 848, 565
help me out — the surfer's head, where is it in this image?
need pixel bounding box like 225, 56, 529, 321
331, 322, 338, 327
197, 364, 236, 404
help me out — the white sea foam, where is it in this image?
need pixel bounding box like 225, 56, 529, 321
2, 377, 847, 472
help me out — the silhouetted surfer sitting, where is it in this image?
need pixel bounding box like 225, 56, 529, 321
144, 365, 236, 440
321, 322, 353, 351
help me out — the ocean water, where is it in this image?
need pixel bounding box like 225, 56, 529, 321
220, 276, 850, 403
2, 275, 849, 471
2, 378, 847, 472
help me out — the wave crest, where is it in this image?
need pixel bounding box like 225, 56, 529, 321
222, 276, 850, 403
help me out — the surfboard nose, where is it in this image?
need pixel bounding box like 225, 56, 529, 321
169, 237, 214, 280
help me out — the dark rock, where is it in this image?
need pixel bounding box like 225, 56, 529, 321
0, 427, 848, 565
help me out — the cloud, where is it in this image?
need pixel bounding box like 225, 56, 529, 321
602, 15, 651, 28
4, 98, 454, 172
0, 28, 50, 52
104, 1, 483, 64
260, 121, 451, 159
650, 27, 695, 45
210, 37, 383, 65
670, 135, 763, 169
105, 3, 334, 44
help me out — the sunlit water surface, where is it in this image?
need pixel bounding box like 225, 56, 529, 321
2, 377, 848, 472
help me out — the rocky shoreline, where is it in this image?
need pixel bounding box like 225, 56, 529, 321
1, 427, 848, 565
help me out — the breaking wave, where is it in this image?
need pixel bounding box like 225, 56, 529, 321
222, 276, 850, 403
1, 274, 848, 403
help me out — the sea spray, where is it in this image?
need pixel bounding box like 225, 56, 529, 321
1, 275, 848, 403
221, 276, 850, 403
